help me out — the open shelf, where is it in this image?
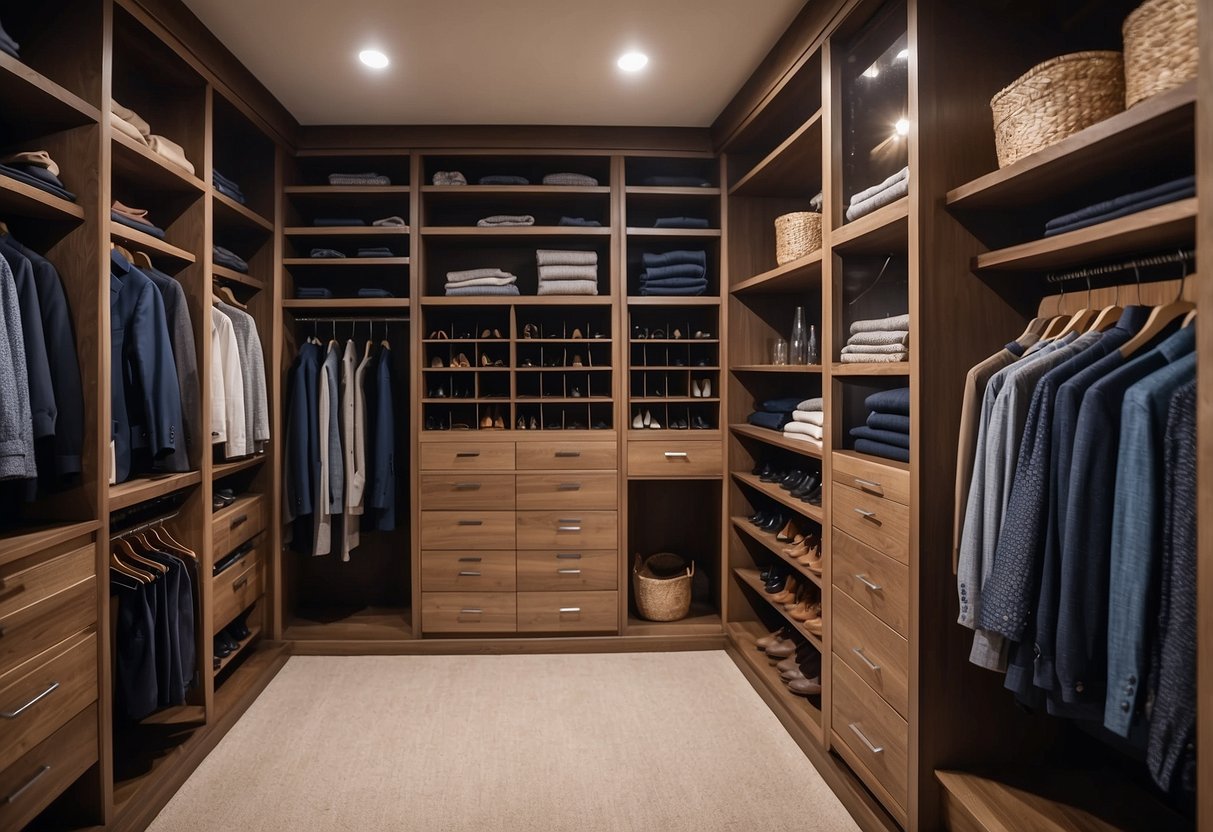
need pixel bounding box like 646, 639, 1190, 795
731, 251, 823, 294
626, 227, 722, 238
734, 567, 824, 651
212, 264, 264, 290
729, 424, 823, 459
831, 363, 910, 376
731, 472, 824, 524
285, 225, 409, 237
0, 520, 100, 567
0, 172, 85, 221
108, 471, 202, 511
111, 129, 205, 193
283, 298, 410, 311
283, 257, 410, 267
626, 297, 721, 306
0, 51, 100, 130
419, 184, 609, 195
212, 455, 267, 480
284, 185, 410, 196
422, 226, 610, 237
733, 364, 823, 373
727, 620, 823, 735
947, 81, 1197, 212
110, 222, 196, 265
213, 191, 272, 233
625, 186, 722, 197
972, 197, 1198, 273
423, 296, 612, 306
732, 517, 822, 588
729, 110, 823, 197
284, 607, 414, 641
214, 624, 263, 676
626, 604, 723, 637
831, 197, 909, 254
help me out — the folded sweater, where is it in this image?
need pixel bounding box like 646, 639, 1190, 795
791, 410, 824, 426
642, 263, 705, 281
543, 172, 598, 186
478, 215, 535, 227
444, 284, 520, 297
0, 151, 59, 177
851, 313, 910, 334
798, 397, 823, 411
850, 425, 910, 449
639, 276, 708, 290
867, 412, 910, 433
111, 100, 151, 139
865, 387, 910, 416
847, 330, 910, 347
642, 250, 707, 269
842, 343, 908, 355
854, 438, 910, 463
446, 268, 514, 284
148, 135, 194, 175
330, 172, 390, 186
763, 397, 804, 413
748, 410, 791, 430
538, 265, 598, 281
846, 176, 909, 222
840, 352, 908, 363
642, 175, 712, 187
537, 279, 598, 296
784, 421, 823, 440
639, 285, 707, 297
849, 166, 908, 206
654, 217, 710, 229
1044, 176, 1197, 237
479, 175, 529, 185
558, 217, 602, 227
537, 249, 597, 267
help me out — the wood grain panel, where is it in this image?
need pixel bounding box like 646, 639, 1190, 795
419, 474, 516, 511
833, 590, 909, 717
516, 550, 618, 591
0, 705, 97, 832
0, 580, 95, 680
211, 494, 264, 558
832, 483, 910, 564
420, 550, 516, 592
832, 450, 910, 506
0, 545, 94, 623
515, 511, 618, 550
514, 472, 618, 510
516, 591, 619, 633
832, 530, 909, 637
514, 440, 617, 470
420, 511, 517, 550
212, 549, 262, 635
420, 441, 515, 471
627, 440, 723, 478
831, 657, 909, 815
421, 592, 516, 634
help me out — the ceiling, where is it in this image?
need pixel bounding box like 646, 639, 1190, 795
182, 0, 807, 127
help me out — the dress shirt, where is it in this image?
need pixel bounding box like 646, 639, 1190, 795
211, 306, 246, 459
1055, 326, 1195, 709
1105, 352, 1195, 736
0, 254, 34, 480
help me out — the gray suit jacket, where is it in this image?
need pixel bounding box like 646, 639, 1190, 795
0, 254, 34, 480
145, 267, 198, 472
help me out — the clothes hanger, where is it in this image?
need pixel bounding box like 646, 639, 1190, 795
0, 219, 9, 236
1182, 309, 1196, 328
1051, 276, 1097, 339
110, 242, 135, 262
1119, 254, 1196, 358
114, 537, 168, 575
110, 554, 151, 583
133, 251, 153, 270
152, 525, 195, 556
1039, 288, 1068, 340
213, 283, 247, 310
1085, 278, 1122, 333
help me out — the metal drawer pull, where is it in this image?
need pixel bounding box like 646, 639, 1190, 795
555, 451, 581, 458
558, 525, 582, 532
557, 568, 582, 575
5, 764, 50, 804
233, 577, 249, 591
556, 553, 582, 559
556, 483, 582, 491
458, 556, 483, 563
230, 514, 248, 528
453, 482, 481, 491
1, 681, 60, 719
458, 571, 481, 577
457, 520, 484, 526
849, 723, 884, 754
664, 451, 688, 459
852, 646, 882, 672
455, 451, 480, 458
854, 573, 883, 592
559, 607, 582, 614
460, 608, 483, 615
854, 508, 877, 519
854, 478, 883, 492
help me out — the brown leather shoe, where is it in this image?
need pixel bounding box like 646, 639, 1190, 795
804, 602, 823, 636
755, 629, 785, 650
782, 538, 809, 558
780, 668, 806, 681
776, 656, 800, 673
788, 676, 822, 696
776, 519, 800, 543
765, 638, 798, 659
771, 575, 799, 605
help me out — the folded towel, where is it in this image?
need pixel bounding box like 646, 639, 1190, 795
1044, 177, 1197, 237
798, 397, 823, 412
810, 191, 823, 212
111, 210, 165, 239
445, 284, 520, 297
654, 217, 710, 229
748, 410, 791, 430
763, 397, 804, 413
642, 250, 707, 269
330, 172, 390, 186
639, 276, 709, 290
446, 268, 515, 284
846, 175, 909, 222
356, 247, 394, 258
642, 263, 706, 281
639, 285, 707, 296
479, 175, 530, 185
840, 352, 908, 363
642, 175, 712, 187
558, 217, 602, 227
538, 264, 598, 281
449, 275, 518, 288
536, 249, 597, 267
781, 432, 823, 447
111, 100, 151, 138
543, 172, 598, 186
148, 135, 194, 175
865, 387, 910, 416
309, 248, 345, 258
477, 215, 535, 227
867, 412, 910, 433
842, 343, 909, 355
537, 279, 598, 296
851, 313, 910, 334
373, 216, 406, 227
432, 171, 467, 186
847, 330, 909, 347
0, 151, 58, 177
854, 438, 910, 463
112, 114, 149, 146
356, 288, 395, 298
213, 245, 249, 273
850, 425, 910, 448
295, 288, 333, 299
849, 166, 909, 206
314, 218, 366, 227
791, 410, 824, 426
784, 421, 824, 439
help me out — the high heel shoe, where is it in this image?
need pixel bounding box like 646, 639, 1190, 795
770, 574, 799, 605
480, 353, 492, 367
430, 355, 445, 368
633, 411, 645, 429
698, 378, 712, 397
455, 352, 471, 368
776, 519, 799, 543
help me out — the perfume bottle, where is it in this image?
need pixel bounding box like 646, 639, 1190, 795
807, 325, 819, 365
790, 306, 808, 365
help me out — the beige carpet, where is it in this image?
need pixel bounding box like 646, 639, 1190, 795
149, 652, 859, 832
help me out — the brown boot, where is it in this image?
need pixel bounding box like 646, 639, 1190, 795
788, 675, 822, 696
770, 574, 799, 605
804, 602, 823, 636
765, 637, 798, 659
755, 628, 785, 651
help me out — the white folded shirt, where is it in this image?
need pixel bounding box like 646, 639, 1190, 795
783, 421, 823, 439
792, 410, 824, 426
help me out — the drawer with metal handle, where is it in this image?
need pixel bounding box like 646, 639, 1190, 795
832, 590, 909, 717
421, 550, 516, 592
832, 483, 910, 564
515, 440, 617, 471
212, 494, 265, 558
420, 511, 516, 550
832, 450, 910, 506
0, 704, 97, 832
627, 441, 722, 478
419, 474, 516, 510
831, 658, 909, 821
212, 549, 262, 636
516, 550, 618, 591
515, 511, 618, 550
421, 592, 516, 634
516, 590, 618, 633
514, 472, 618, 510
832, 530, 910, 637
420, 441, 515, 471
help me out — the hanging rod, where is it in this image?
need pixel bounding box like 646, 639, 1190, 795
1045, 249, 1196, 285
293, 316, 410, 323
111, 509, 180, 542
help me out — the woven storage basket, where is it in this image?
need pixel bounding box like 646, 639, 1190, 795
1123, 0, 1197, 108
990, 51, 1124, 168
632, 553, 694, 622
774, 211, 822, 265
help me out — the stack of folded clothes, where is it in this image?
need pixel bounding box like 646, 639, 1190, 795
357, 288, 395, 298
746, 396, 803, 431
841, 313, 909, 363
543, 172, 598, 186
783, 398, 824, 449
329, 171, 390, 186
1044, 175, 1195, 237
558, 216, 601, 227
356, 246, 394, 258
850, 387, 910, 463
638, 250, 707, 296
374, 215, 406, 227
654, 217, 710, 229
642, 175, 712, 187
213, 245, 248, 273
845, 166, 908, 222
444, 267, 519, 297
296, 287, 333, 299
213, 170, 246, 204
477, 214, 535, 227
432, 171, 466, 186
479, 175, 529, 185
313, 217, 365, 227
0, 17, 19, 59
309, 247, 345, 259
0, 151, 75, 201
536, 249, 598, 296
110, 100, 196, 175
111, 200, 165, 239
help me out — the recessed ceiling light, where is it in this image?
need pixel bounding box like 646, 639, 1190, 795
359, 49, 390, 70
896, 48, 909, 60
895, 118, 910, 136
617, 51, 649, 72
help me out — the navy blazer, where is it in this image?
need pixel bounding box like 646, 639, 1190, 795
285, 342, 322, 553
110, 250, 182, 483
368, 345, 396, 531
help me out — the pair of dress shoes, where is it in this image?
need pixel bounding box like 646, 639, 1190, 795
212, 488, 236, 512
776, 651, 823, 696
213, 613, 252, 667
749, 510, 786, 534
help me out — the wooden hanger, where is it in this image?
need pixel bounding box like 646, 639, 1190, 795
1120, 263, 1196, 358
213, 284, 247, 309
110, 242, 135, 262
146, 525, 193, 558
110, 551, 152, 583
1017, 315, 1050, 343
133, 251, 153, 270
0, 220, 9, 236
1182, 309, 1196, 328
114, 538, 168, 575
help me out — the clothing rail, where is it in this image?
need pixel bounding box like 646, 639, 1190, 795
1045, 249, 1195, 285
292, 316, 410, 323
110, 509, 181, 541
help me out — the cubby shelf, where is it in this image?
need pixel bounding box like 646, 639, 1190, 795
283, 299, 410, 311
729, 110, 823, 197
0, 173, 85, 221
285, 226, 409, 236
731, 472, 824, 524
111, 129, 205, 193
625, 186, 721, 197
831, 363, 910, 376
212, 264, 265, 290
831, 196, 909, 253
212, 455, 267, 480
726, 620, 823, 734
625, 227, 722, 237
213, 624, 263, 676
422, 226, 610, 237
284, 185, 410, 195
419, 185, 609, 195
731, 251, 823, 294
734, 567, 824, 652
213, 192, 273, 233
729, 424, 823, 459
731, 517, 823, 588
108, 471, 202, 511
283, 257, 409, 267
423, 296, 612, 306
626, 606, 723, 636
0, 51, 100, 129
110, 223, 196, 265
626, 297, 720, 306
732, 364, 823, 373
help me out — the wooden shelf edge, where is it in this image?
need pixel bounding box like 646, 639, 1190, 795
283, 257, 410, 266
284, 185, 411, 194
833, 448, 910, 473
829, 197, 909, 251
625, 186, 721, 196
213, 191, 273, 232
423, 226, 611, 237
212, 455, 267, 479
733, 568, 825, 651
212, 264, 265, 290
729, 424, 823, 458
283, 298, 410, 310
111, 128, 206, 192
109, 471, 203, 511
731, 472, 825, 523
110, 222, 197, 264
626, 296, 721, 306
731, 251, 823, 294
0, 519, 100, 567
625, 227, 722, 237
0, 174, 86, 220
284, 225, 410, 236
0, 52, 101, 123
419, 184, 610, 195
733, 364, 823, 373
728, 109, 823, 197
830, 362, 910, 376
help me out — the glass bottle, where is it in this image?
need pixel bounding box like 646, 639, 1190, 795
807, 325, 819, 365
790, 306, 808, 365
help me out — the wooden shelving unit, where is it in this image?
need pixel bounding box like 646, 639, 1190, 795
109, 222, 197, 264
734, 567, 824, 651
729, 423, 824, 458
0, 173, 85, 220
213, 191, 273, 232
830, 363, 910, 376
727, 620, 823, 733
732, 472, 825, 524
731, 251, 823, 294
830, 196, 909, 253
212, 263, 265, 289
729, 110, 823, 197
108, 471, 203, 511
732, 517, 823, 588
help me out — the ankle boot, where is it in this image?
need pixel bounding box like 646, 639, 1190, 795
771, 574, 799, 604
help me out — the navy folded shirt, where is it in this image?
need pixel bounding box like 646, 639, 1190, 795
1044, 175, 1196, 237
854, 438, 910, 463
654, 217, 711, 229
864, 387, 910, 416
0, 164, 76, 201
111, 211, 166, 239
849, 425, 911, 449
479, 175, 529, 185
748, 410, 791, 430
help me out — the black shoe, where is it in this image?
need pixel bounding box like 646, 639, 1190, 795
214, 636, 233, 659
759, 466, 782, 483
691, 415, 710, 429
790, 473, 821, 498
759, 512, 785, 533
592, 421, 609, 429
670, 419, 688, 430
779, 469, 805, 490
749, 510, 771, 526
802, 484, 823, 505
753, 461, 774, 478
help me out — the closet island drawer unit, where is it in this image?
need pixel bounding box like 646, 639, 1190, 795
515, 511, 618, 550
514, 472, 618, 510
0, 705, 98, 832
213, 548, 263, 634
421, 511, 517, 549
831, 659, 909, 823
420, 441, 515, 471
420, 550, 517, 592
419, 474, 516, 510
422, 592, 517, 633
515, 440, 617, 471
627, 440, 722, 478
516, 590, 618, 633
515, 550, 618, 591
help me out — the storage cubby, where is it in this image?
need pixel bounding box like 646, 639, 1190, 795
423, 236, 611, 298
293, 152, 411, 187
422, 154, 610, 187
625, 156, 718, 188
0, 0, 104, 111
625, 237, 719, 297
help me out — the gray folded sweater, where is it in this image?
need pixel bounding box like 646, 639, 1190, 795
849, 166, 908, 206
847, 330, 909, 347
538, 264, 598, 281
536, 249, 597, 266
477, 215, 535, 227
846, 176, 909, 222
446, 267, 515, 284
851, 313, 910, 334
537, 279, 598, 296
543, 172, 598, 186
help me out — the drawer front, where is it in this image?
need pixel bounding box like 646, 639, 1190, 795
832, 484, 910, 564
515, 440, 617, 471
832, 451, 910, 506
0, 580, 96, 679
515, 472, 618, 510
833, 591, 909, 717
419, 474, 516, 511
420, 511, 517, 550
516, 591, 618, 633
422, 592, 515, 633
627, 441, 722, 478
831, 658, 909, 814
421, 550, 516, 592
213, 494, 265, 557
420, 442, 514, 471
0, 545, 94, 623
0, 704, 97, 832
516, 550, 618, 591
833, 531, 910, 637
213, 550, 262, 635
516, 511, 618, 550
0, 631, 97, 774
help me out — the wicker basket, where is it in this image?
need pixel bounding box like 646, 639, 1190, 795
774, 211, 822, 265
1123, 0, 1197, 108
990, 51, 1124, 168
632, 553, 694, 622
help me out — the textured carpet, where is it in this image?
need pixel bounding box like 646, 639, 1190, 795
149, 652, 859, 832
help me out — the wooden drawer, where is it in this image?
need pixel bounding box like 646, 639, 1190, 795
419, 474, 515, 510
421, 550, 516, 592
422, 592, 515, 633
832, 484, 910, 564
516, 511, 617, 550
515, 472, 618, 510
515, 440, 617, 470
516, 550, 618, 591
831, 658, 909, 816
0, 631, 97, 774
517, 590, 618, 633
833, 591, 909, 717
212, 494, 265, 557
627, 441, 722, 478
0, 578, 95, 680
0, 704, 97, 832
420, 441, 514, 471
833, 531, 910, 637
421, 511, 517, 550
833, 451, 910, 506
0, 545, 94, 625
212, 548, 262, 635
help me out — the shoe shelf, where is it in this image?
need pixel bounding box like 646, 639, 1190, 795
213, 622, 263, 677
733, 567, 824, 652
727, 620, 824, 733
729, 424, 823, 459
732, 516, 823, 589
732, 472, 824, 524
